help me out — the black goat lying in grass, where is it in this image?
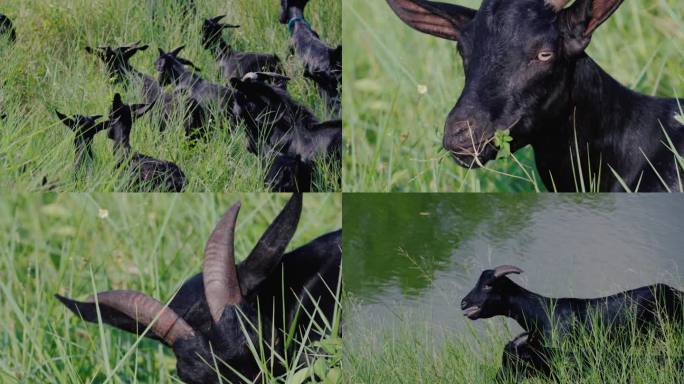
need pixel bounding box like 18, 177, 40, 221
279, 0, 341, 115
56, 193, 342, 384
202, 15, 284, 81
231, 73, 342, 191
462, 265, 684, 380
54, 111, 108, 172
106, 93, 187, 192
387, 0, 684, 192
0, 13, 16, 43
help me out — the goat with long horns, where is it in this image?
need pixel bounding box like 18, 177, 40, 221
56, 193, 341, 383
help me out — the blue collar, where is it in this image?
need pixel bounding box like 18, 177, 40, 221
287, 17, 309, 34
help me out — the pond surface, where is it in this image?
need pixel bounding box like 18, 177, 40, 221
343, 194, 684, 338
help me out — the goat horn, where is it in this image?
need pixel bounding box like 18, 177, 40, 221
493, 265, 524, 278
170, 45, 185, 56
545, 0, 571, 11
86, 290, 195, 345
204, 202, 242, 323
211, 15, 226, 23
237, 193, 302, 296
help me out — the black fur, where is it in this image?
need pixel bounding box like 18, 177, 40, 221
106, 93, 186, 192
0, 14, 16, 42
387, 0, 684, 191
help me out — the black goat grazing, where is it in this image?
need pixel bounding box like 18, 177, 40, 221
56, 194, 342, 384
387, 0, 684, 192
85, 43, 161, 103
156, 46, 237, 136
0, 13, 16, 42
462, 265, 684, 378
106, 93, 186, 192
202, 15, 284, 81
279, 0, 342, 114
231, 74, 340, 158
54, 111, 108, 171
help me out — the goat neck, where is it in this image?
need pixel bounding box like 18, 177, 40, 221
529, 55, 677, 191
499, 277, 553, 335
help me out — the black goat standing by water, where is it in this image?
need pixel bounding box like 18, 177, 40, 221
461, 265, 684, 379
54, 111, 109, 172
106, 93, 186, 192
387, 0, 684, 192
279, 0, 342, 115
56, 194, 342, 384
202, 15, 284, 81
0, 13, 16, 42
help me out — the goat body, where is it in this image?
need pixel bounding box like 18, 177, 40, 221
280, 0, 341, 114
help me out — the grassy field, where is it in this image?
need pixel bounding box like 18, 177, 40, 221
343, 302, 684, 383
0, 193, 341, 383
342, 0, 684, 192
0, 0, 341, 192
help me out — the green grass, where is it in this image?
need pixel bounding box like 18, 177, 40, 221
342, 0, 684, 192
0, 193, 341, 383
343, 301, 684, 383
0, 0, 341, 192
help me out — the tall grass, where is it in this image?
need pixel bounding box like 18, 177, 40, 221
342, 0, 684, 192
0, 0, 341, 192
343, 300, 684, 383
0, 193, 341, 383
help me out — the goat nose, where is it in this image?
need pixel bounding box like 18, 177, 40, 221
460, 300, 468, 310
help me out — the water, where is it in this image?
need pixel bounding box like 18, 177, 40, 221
343, 194, 684, 338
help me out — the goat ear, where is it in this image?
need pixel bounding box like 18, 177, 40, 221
237, 193, 302, 296
559, 0, 624, 54
85, 46, 94, 54
386, 0, 476, 41
55, 111, 76, 128
112, 93, 123, 109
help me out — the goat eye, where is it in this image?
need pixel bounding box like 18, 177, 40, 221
483, 285, 492, 292
536, 51, 554, 62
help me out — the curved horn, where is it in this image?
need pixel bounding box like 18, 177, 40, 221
87, 290, 194, 345
211, 15, 226, 23
204, 202, 242, 323
493, 265, 524, 278
237, 193, 302, 295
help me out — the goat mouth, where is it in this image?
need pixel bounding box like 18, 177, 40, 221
446, 141, 497, 169
462, 306, 481, 319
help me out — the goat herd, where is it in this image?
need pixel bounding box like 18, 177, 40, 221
0, 0, 341, 192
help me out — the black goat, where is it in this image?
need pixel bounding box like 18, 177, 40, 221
156, 46, 237, 136
496, 332, 550, 381
85, 43, 202, 136
202, 15, 284, 81
85, 43, 161, 103
106, 93, 186, 192
56, 193, 342, 384
0, 13, 16, 42
279, 0, 342, 114
54, 111, 108, 171
462, 265, 684, 378
387, 0, 684, 192
231, 74, 340, 158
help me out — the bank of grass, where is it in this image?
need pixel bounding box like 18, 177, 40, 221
342, 0, 684, 192
343, 305, 684, 383
0, 0, 341, 192
0, 193, 341, 383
